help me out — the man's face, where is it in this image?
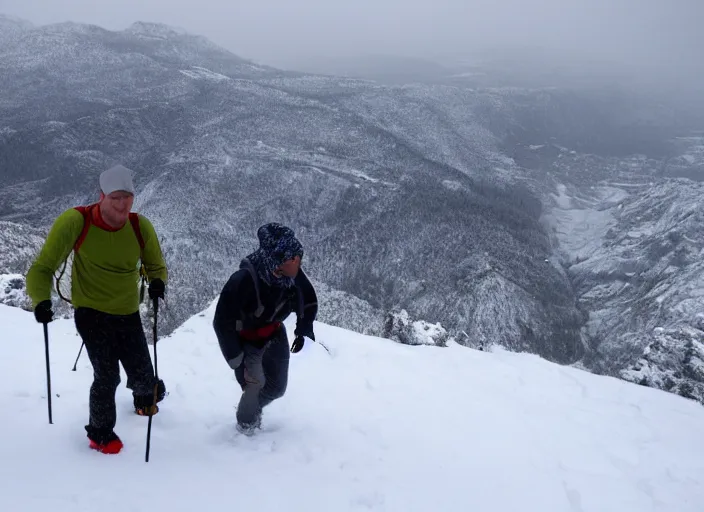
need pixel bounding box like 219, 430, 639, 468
273, 255, 301, 278
101, 190, 134, 224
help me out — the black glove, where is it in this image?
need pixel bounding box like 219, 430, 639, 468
34, 300, 53, 324
291, 335, 305, 353
148, 278, 165, 300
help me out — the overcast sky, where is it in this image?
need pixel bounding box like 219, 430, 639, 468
1, 0, 702, 75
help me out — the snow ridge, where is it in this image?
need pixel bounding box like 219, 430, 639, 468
1, 302, 704, 511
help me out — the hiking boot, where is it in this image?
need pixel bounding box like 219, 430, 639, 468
133, 384, 163, 416
236, 412, 262, 436
236, 422, 258, 436
135, 404, 159, 416
86, 427, 123, 454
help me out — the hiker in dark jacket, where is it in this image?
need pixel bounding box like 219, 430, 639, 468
213, 222, 318, 434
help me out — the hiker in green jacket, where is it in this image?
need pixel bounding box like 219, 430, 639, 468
26, 164, 168, 455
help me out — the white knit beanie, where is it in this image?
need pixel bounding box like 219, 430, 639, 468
99, 164, 136, 195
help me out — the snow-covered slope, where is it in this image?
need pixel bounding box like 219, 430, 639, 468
543, 148, 704, 403
0, 14, 32, 46
2, 302, 703, 511
0, 220, 46, 274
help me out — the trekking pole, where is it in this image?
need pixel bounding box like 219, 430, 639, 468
71, 341, 85, 371
43, 323, 53, 424
153, 299, 159, 379
145, 297, 159, 462
315, 339, 331, 355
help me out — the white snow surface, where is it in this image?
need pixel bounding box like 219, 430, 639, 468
547, 182, 628, 263
2, 302, 704, 512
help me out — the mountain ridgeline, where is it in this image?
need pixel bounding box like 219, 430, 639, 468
1, 15, 703, 402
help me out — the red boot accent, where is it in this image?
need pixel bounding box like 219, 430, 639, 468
89, 438, 124, 454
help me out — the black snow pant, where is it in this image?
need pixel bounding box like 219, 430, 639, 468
74, 307, 163, 441
228, 327, 290, 427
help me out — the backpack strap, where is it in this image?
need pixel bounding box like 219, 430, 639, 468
57, 206, 149, 304
56, 205, 93, 303
73, 205, 94, 252
128, 213, 145, 251
241, 258, 265, 318
128, 213, 148, 303
75, 207, 145, 252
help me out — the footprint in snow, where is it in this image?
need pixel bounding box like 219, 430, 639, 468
351, 489, 386, 509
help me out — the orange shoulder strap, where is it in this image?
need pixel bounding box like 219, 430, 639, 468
73, 205, 94, 252
129, 213, 145, 250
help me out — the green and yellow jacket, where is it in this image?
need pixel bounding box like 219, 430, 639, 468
26, 204, 168, 316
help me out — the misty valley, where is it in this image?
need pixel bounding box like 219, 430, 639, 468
1, 14, 703, 408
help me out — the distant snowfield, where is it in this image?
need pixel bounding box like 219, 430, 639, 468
179, 66, 230, 81
1, 302, 703, 512
548, 182, 628, 262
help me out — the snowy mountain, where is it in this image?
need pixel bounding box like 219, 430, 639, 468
2, 302, 704, 511
1, 15, 703, 404
0, 220, 46, 275
0, 14, 32, 46
0, 16, 583, 363
546, 167, 704, 402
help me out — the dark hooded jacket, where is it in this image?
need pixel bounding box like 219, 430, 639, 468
212, 223, 317, 354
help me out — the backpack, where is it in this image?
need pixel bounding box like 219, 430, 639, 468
236, 258, 304, 331
54, 204, 147, 304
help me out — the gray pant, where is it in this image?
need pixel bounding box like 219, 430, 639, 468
232, 327, 290, 427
